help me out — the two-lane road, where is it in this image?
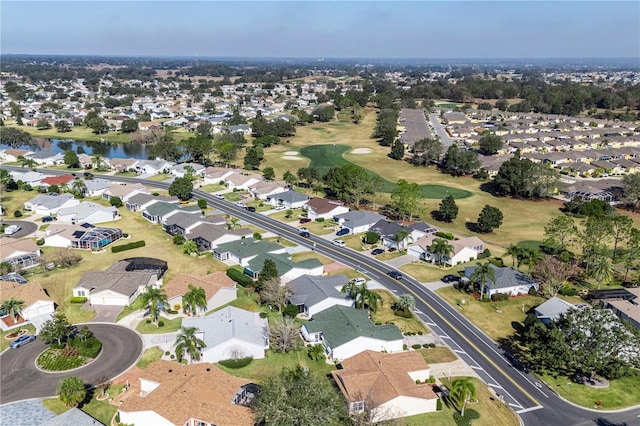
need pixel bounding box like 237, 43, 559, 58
5, 166, 639, 425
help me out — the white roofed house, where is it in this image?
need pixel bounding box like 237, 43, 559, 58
170, 162, 205, 178
224, 172, 261, 190
8, 170, 46, 187
28, 150, 64, 165
135, 159, 175, 176
182, 307, 269, 363
102, 182, 149, 202
248, 180, 288, 200
408, 234, 485, 266
57, 201, 119, 225
266, 189, 310, 209
203, 166, 237, 184
83, 178, 111, 196
464, 264, 540, 298
305, 197, 349, 220
334, 211, 386, 235
24, 193, 79, 215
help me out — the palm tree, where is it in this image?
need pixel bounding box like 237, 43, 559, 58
505, 244, 521, 267
227, 217, 240, 230
521, 248, 544, 271
140, 286, 168, 324
17, 155, 36, 170
1, 298, 25, 324
392, 229, 410, 252
363, 287, 383, 313
341, 281, 360, 302
182, 240, 198, 255
430, 238, 454, 266
71, 178, 86, 197
469, 262, 496, 300
450, 377, 477, 417
394, 294, 415, 313
174, 326, 206, 363
182, 284, 208, 316
91, 154, 104, 171
588, 256, 614, 290
57, 376, 86, 407
59, 182, 69, 194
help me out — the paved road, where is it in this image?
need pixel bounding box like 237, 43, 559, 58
0, 220, 38, 239
428, 113, 455, 148
0, 324, 142, 404
5, 166, 640, 425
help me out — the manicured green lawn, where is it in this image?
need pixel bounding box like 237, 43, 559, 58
198, 183, 225, 193
135, 316, 182, 334
1, 324, 36, 352
417, 347, 458, 364
116, 296, 145, 322
370, 290, 429, 334
136, 346, 164, 369
299, 144, 472, 199
43, 384, 124, 425
541, 373, 640, 410
145, 173, 172, 181
400, 262, 456, 282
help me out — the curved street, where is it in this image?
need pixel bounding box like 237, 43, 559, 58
3, 166, 640, 425
0, 324, 142, 404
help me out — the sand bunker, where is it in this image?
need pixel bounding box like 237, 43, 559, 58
282, 156, 303, 160
351, 148, 372, 154
284, 151, 299, 155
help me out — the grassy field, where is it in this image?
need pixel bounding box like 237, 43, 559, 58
290, 251, 333, 264
541, 373, 640, 409
5, 121, 131, 143
370, 290, 429, 334
436, 285, 545, 341
136, 346, 164, 369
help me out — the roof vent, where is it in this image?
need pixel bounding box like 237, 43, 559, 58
168, 369, 173, 373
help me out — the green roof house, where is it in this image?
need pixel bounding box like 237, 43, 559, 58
213, 238, 286, 266
245, 252, 323, 283
301, 305, 404, 361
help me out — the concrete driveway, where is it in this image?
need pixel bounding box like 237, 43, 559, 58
385, 254, 415, 268
87, 304, 124, 323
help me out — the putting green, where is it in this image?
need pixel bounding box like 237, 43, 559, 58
299, 144, 472, 199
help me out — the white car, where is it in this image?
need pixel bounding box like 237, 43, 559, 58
235, 201, 246, 207
333, 240, 346, 247
350, 277, 366, 285
274, 205, 286, 210
213, 193, 225, 200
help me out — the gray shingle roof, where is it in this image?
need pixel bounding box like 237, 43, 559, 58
183, 306, 267, 349
188, 223, 252, 243
534, 297, 574, 322
26, 193, 76, 209
334, 211, 385, 228
268, 189, 309, 204
288, 274, 351, 308
464, 264, 537, 290
76, 271, 153, 297
43, 408, 104, 426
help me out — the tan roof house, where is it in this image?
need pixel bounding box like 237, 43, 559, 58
117, 360, 255, 426
163, 272, 237, 315
0, 278, 54, 330
332, 350, 438, 421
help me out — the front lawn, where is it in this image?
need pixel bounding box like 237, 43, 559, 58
302, 220, 336, 235
540, 373, 640, 410
400, 262, 456, 283
136, 346, 164, 369
290, 251, 333, 264
370, 290, 429, 334
436, 285, 545, 341
145, 173, 172, 181
417, 347, 458, 364
135, 316, 182, 334
115, 296, 145, 322
198, 183, 225, 193
43, 384, 124, 425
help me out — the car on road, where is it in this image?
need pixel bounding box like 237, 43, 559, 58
335, 228, 350, 236
213, 193, 225, 200
300, 231, 310, 238
371, 248, 384, 256
9, 334, 36, 349
441, 274, 460, 283
350, 277, 366, 285
299, 218, 312, 224
333, 240, 346, 247
387, 271, 403, 280
235, 201, 245, 207
4, 225, 21, 235
245, 206, 256, 212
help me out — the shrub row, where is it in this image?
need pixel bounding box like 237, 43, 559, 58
490, 292, 509, 302
70, 296, 88, 304
226, 267, 254, 287
111, 240, 145, 253
435, 231, 454, 240
75, 337, 102, 358
218, 356, 253, 369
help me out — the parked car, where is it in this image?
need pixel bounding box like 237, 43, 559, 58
4, 225, 21, 235
274, 205, 286, 210
387, 271, 403, 280
333, 240, 346, 247
245, 206, 256, 212
213, 193, 225, 200
42, 216, 57, 223
350, 277, 366, 285
336, 228, 350, 236
442, 274, 460, 283
299, 218, 312, 224
371, 248, 384, 255
10, 334, 36, 349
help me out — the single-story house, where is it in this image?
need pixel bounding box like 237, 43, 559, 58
141, 201, 200, 224
163, 272, 237, 315
464, 264, 540, 298
162, 212, 226, 236
183, 307, 269, 363
186, 223, 253, 252
0, 278, 54, 331
24, 193, 79, 215
213, 238, 286, 266
301, 305, 404, 361
245, 252, 324, 283
135, 159, 175, 176
43, 223, 123, 250
42, 407, 105, 426
534, 297, 574, 325
588, 287, 640, 329
0, 238, 41, 271
288, 274, 353, 318
72, 265, 159, 306
125, 193, 176, 212
1, 148, 34, 162
305, 197, 349, 220
109, 158, 139, 172
224, 172, 261, 190
203, 166, 237, 184
29, 150, 64, 165
248, 180, 288, 200
332, 351, 438, 421
170, 162, 205, 178
57, 201, 119, 224
408, 235, 484, 266
102, 182, 149, 202
40, 174, 75, 189
334, 211, 386, 235
117, 360, 255, 426
8, 170, 46, 187
83, 178, 111, 196
266, 189, 309, 209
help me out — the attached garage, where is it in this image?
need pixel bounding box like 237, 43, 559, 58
89, 290, 131, 306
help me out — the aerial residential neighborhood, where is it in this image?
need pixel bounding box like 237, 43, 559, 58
1, 2, 640, 426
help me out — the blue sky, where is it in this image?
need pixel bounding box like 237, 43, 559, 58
1, 1, 639, 58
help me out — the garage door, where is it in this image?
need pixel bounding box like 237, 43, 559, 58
90, 295, 127, 306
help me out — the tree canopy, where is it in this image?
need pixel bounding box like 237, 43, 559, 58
494, 155, 559, 199
441, 143, 481, 176
476, 205, 503, 233
478, 133, 503, 155
168, 176, 193, 201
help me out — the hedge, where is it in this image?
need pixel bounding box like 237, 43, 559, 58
218, 357, 253, 369
435, 231, 454, 240
111, 240, 146, 253
226, 267, 254, 287
70, 296, 88, 304
412, 344, 422, 350
72, 337, 102, 358
490, 292, 509, 302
